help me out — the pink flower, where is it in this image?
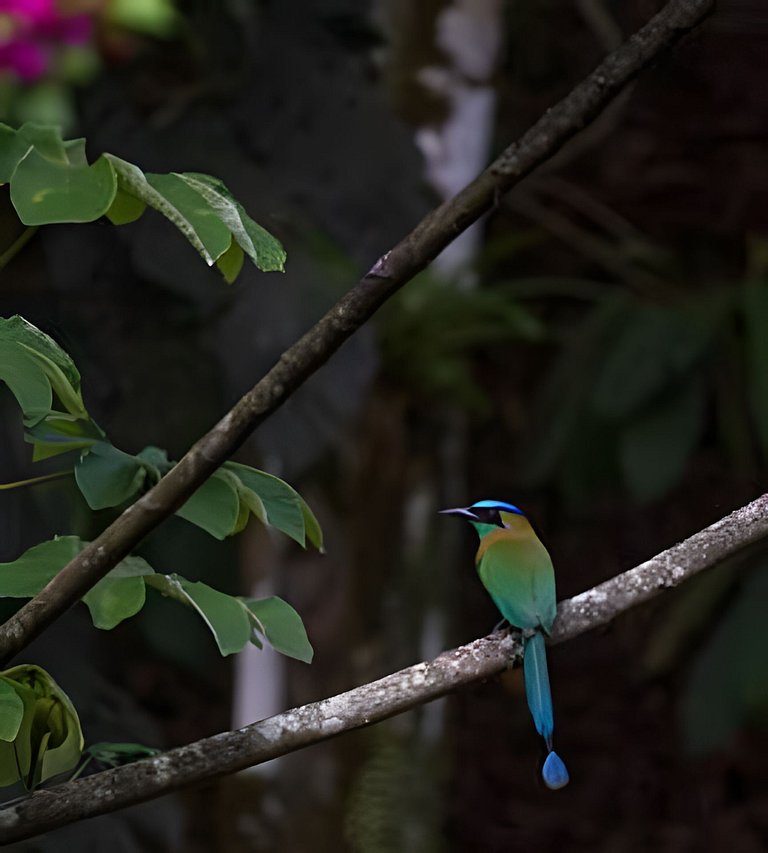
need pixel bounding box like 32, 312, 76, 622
0, 0, 92, 81
0, 39, 46, 80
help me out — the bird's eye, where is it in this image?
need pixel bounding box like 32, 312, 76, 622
474, 507, 503, 526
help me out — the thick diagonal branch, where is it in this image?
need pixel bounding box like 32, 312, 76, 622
0, 0, 714, 661
0, 492, 765, 843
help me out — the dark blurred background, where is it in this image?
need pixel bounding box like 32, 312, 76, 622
1, 0, 768, 850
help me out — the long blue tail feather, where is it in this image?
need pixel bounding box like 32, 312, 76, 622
523, 632, 553, 747
523, 632, 569, 788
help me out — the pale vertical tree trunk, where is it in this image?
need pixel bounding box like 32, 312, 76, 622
417, 0, 504, 282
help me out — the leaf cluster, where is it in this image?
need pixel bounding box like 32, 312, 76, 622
0, 537, 313, 662
0, 312, 319, 757
0, 122, 286, 282
379, 273, 544, 411
0, 665, 83, 790
0, 315, 323, 550
0, 316, 319, 788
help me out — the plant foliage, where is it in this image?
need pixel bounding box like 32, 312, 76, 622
0, 316, 323, 550
0, 313, 319, 774
0, 537, 314, 663
0, 665, 83, 790
0, 122, 286, 282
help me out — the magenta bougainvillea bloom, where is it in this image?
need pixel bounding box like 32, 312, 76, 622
0, 0, 93, 81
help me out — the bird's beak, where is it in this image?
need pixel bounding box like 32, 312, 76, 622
439, 507, 479, 520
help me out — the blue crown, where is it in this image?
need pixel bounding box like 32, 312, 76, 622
470, 500, 524, 516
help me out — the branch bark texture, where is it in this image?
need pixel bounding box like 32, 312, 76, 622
0, 0, 714, 664
0, 491, 765, 843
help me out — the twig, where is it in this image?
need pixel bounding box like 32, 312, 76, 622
575, 0, 624, 51
507, 190, 665, 295
0, 471, 72, 491
0, 0, 715, 664
0, 227, 38, 271
533, 175, 648, 243
0, 491, 764, 843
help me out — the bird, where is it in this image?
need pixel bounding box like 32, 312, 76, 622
441, 499, 569, 789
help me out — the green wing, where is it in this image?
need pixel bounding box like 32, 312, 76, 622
477, 534, 557, 633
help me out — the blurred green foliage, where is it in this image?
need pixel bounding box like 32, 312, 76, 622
516, 279, 759, 509
379, 272, 544, 411
345, 725, 446, 853
681, 560, 768, 753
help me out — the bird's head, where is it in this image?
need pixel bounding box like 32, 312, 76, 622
440, 499, 525, 529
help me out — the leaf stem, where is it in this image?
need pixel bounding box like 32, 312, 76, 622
0, 471, 73, 491
67, 755, 94, 784
0, 227, 39, 271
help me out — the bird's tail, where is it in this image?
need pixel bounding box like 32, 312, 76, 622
523, 631, 569, 790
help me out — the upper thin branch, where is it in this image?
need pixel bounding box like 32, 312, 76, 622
0, 491, 765, 843
0, 0, 714, 664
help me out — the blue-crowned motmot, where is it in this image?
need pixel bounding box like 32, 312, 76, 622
441, 499, 569, 789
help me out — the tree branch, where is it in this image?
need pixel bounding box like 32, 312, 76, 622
0, 491, 764, 843
0, 0, 714, 665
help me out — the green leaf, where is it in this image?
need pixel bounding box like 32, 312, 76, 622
643, 561, 739, 678
593, 305, 707, 420
106, 0, 178, 36
0, 538, 154, 632
19, 344, 86, 419
82, 741, 160, 767
0, 680, 24, 743
0, 339, 52, 426
135, 445, 173, 475
10, 148, 117, 225
108, 553, 157, 580
26, 672, 83, 787
0, 536, 80, 597
145, 574, 251, 656
2, 127, 285, 281
64, 138, 87, 167
175, 471, 242, 540
12, 82, 76, 131
177, 172, 287, 272
0, 664, 83, 788
145, 172, 233, 263
82, 554, 154, 630
16, 123, 67, 161
83, 577, 147, 630
224, 462, 321, 548
0, 698, 32, 787
300, 500, 324, 552
516, 295, 627, 487
75, 442, 147, 510
619, 378, 705, 504
25, 414, 102, 461
1, 314, 81, 395
0, 124, 32, 183
103, 154, 217, 265
0, 315, 86, 427
64, 443, 322, 549
243, 596, 314, 663
105, 186, 146, 225
216, 239, 245, 284
743, 280, 768, 460
682, 564, 768, 753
